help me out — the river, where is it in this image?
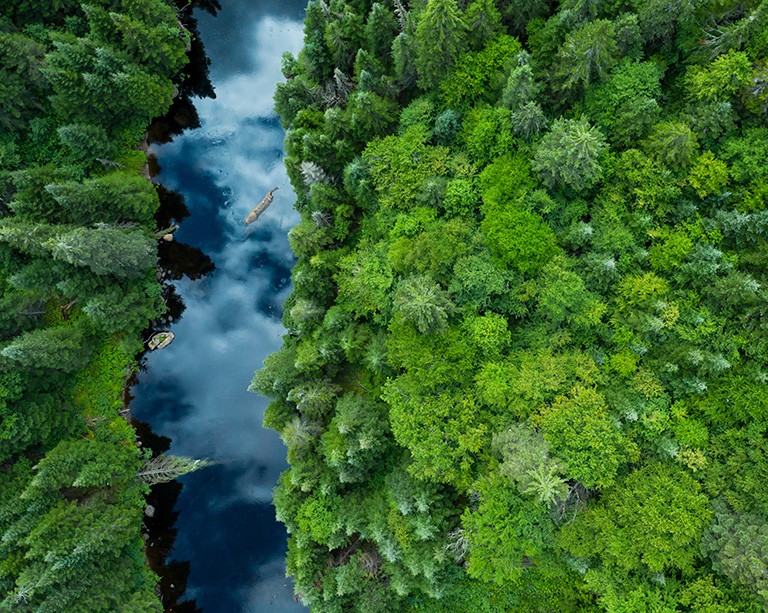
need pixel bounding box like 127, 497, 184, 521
130, 1, 308, 610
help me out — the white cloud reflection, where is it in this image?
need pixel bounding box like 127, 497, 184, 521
131, 7, 306, 612
139, 12, 303, 477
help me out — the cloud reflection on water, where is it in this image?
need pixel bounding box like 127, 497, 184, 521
131, 7, 306, 612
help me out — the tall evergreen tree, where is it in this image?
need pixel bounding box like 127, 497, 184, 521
414, 0, 467, 90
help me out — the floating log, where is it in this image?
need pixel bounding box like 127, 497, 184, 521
245, 187, 279, 224
148, 331, 175, 350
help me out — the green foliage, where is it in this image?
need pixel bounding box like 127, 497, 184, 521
720, 128, 768, 185
631, 0, 697, 48
363, 125, 451, 210
346, 91, 399, 144
0, 415, 154, 610
477, 154, 534, 206
393, 275, 455, 334
443, 177, 480, 217
1, 321, 93, 371
648, 229, 694, 272
0, 32, 48, 132
559, 462, 711, 574
389, 216, 473, 282
702, 501, 768, 605
501, 0, 551, 36
365, 3, 399, 61
336, 243, 394, 319
501, 54, 541, 110
460, 106, 516, 164
687, 151, 729, 198
511, 101, 548, 139
554, 20, 619, 97
582, 59, 662, 147
46, 227, 156, 279
0, 373, 77, 465
465, 0, 504, 51
706, 423, 768, 515
56, 123, 114, 162
494, 424, 568, 504
414, 0, 467, 90
533, 117, 607, 192
71, 339, 133, 419
466, 312, 510, 360
0, 0, 189, 607
476, 349, 598, 418
481, 205, 558, 274
533, 385, 635, 489
440, 35, 521, 108
687, 50, 753, 101
462, 472, 553, 584
644, 121, 699, 171
610, 148, 681, 215
432, 109, 461, 145
449, 252, 522, 315
321, 393, 390, 482
398, 97, 436, 134
43, 171, 159, 224
267, 0, 768, 608
535, 259, 605, 331
386, 386, 487, 487
82, 0, 189, 75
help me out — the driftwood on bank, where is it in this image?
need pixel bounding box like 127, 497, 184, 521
245, 187, 279, 224
155, 224, 179, 241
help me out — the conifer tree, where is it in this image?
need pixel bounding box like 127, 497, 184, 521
414, 0, 467, 90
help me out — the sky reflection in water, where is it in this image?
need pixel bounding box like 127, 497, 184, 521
131, 2, 307, 610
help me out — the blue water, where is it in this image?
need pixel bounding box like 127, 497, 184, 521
131, 2, 307, 610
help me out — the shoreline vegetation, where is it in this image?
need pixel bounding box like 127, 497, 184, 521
0, 0, 212, 608
255, 0, 768, 610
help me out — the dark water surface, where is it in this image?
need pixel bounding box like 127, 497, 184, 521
131, 1, 307, 610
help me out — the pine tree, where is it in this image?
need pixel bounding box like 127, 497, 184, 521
533, 117, 607, 192
1, 323, 92, 372
414, 0, 467, 90
394, 275, 455, 334
464, 0, 503, 51
555, 20, 619, 97
45, 172, 159, 225
45, 227, 156, 279
136, 454, 212, 486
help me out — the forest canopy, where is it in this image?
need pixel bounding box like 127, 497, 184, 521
0, 0, 194, 609
257, 0, 768, 609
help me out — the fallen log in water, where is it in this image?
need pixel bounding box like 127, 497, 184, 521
245, 187, 279, 224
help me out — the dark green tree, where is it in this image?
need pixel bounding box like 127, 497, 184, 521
554, 20, 619, 97
1, 323, 92, 371
702, 501, 768, 605
464, 0, 503, 51
0, 32, 48, 132
644, 121, 700, 170
45, 227, 156, 279
414, 0, 467, 90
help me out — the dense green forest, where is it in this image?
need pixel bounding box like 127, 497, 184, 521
0, 1, 194, 609
256, 0, 768, 609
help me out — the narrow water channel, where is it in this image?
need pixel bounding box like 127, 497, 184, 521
130, 2, 307, 610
